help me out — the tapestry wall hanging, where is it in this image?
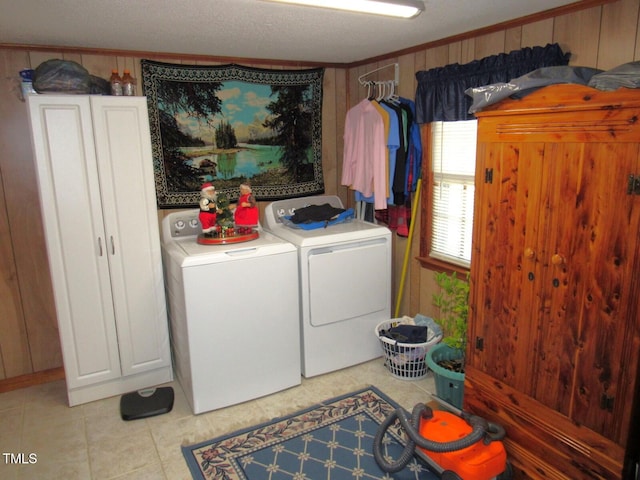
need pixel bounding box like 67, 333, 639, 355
141, 60, 325, 208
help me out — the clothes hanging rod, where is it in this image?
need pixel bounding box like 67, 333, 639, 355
358, 63, 399, 86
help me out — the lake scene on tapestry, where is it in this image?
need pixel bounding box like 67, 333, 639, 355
141, 61, 324, 208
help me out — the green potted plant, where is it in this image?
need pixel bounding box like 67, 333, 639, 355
426, 271, 469, 409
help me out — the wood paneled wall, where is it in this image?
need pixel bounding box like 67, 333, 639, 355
0, 0, 638, 385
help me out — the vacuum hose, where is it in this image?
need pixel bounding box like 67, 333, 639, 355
373, 403, 505, 474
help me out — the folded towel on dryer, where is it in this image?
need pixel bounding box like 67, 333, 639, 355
282, 204, 354, 230
289, 203, 346, 223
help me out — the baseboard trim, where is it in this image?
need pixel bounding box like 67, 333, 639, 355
0, 367, 65, 393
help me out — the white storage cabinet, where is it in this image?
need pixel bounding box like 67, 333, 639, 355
27, 95, 172, 406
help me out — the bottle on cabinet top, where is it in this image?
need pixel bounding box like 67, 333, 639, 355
109, 69, 123, 96
122, 69, 136, 96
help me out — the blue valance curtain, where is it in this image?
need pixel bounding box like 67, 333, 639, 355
415, 43, 570, 123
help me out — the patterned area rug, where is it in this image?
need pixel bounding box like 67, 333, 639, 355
182, 386, 438, 479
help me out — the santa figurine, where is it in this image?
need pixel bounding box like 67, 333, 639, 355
234, 182, 259, 227
199, 182, 218, 236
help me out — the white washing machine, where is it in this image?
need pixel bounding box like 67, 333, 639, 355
161, 210, 301, 414
264, 195, 392, 378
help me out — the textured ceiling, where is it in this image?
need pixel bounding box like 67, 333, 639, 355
1, 0, 583, 64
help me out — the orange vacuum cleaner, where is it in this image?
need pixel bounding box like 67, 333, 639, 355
373, 398, 511, 480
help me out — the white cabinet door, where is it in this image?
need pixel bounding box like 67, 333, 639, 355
27, 96, 121, 388
90, 96, 170, 376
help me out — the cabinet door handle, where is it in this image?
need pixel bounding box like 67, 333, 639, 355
551, 254, 565, 266
110, 236, 115, 255
98, 237, 103, 256
524, 247, 535, 260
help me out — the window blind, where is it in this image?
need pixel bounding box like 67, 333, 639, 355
430, 120, 477, 268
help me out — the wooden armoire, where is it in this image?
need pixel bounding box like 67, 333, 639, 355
465, 85, 640, 479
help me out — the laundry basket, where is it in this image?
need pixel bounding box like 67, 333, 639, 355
375, 319, 442, 380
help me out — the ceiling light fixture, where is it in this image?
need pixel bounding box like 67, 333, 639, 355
262, 0, 424, 19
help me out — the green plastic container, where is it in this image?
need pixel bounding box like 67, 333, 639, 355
426, 343, 465, 409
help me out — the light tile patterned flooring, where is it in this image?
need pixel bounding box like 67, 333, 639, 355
0, 358, 435, 480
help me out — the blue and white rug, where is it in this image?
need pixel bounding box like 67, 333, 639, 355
182, 386, 437, 479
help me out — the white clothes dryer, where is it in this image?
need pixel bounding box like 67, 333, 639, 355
264, 195, 392, 378
161, 210, 301, 414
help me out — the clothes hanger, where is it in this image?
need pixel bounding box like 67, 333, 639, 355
376, 81, 385, 102
368, 81, 376, 101
387, 80, 401, 105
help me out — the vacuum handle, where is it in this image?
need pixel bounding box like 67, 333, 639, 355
486, 421, 506, 441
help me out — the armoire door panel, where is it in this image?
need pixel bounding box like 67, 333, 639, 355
468, 142, 509, 380
469, 142, 517, 384
571, 142, 640, 443
532, 141, 640, 441
469, 141, 545, 394
531, 142, 587, 417
511, 142, 547, 397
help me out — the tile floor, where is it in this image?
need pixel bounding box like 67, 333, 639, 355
0, 358, 436, 480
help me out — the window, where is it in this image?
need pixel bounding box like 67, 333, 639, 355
419, 120, 477, 272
